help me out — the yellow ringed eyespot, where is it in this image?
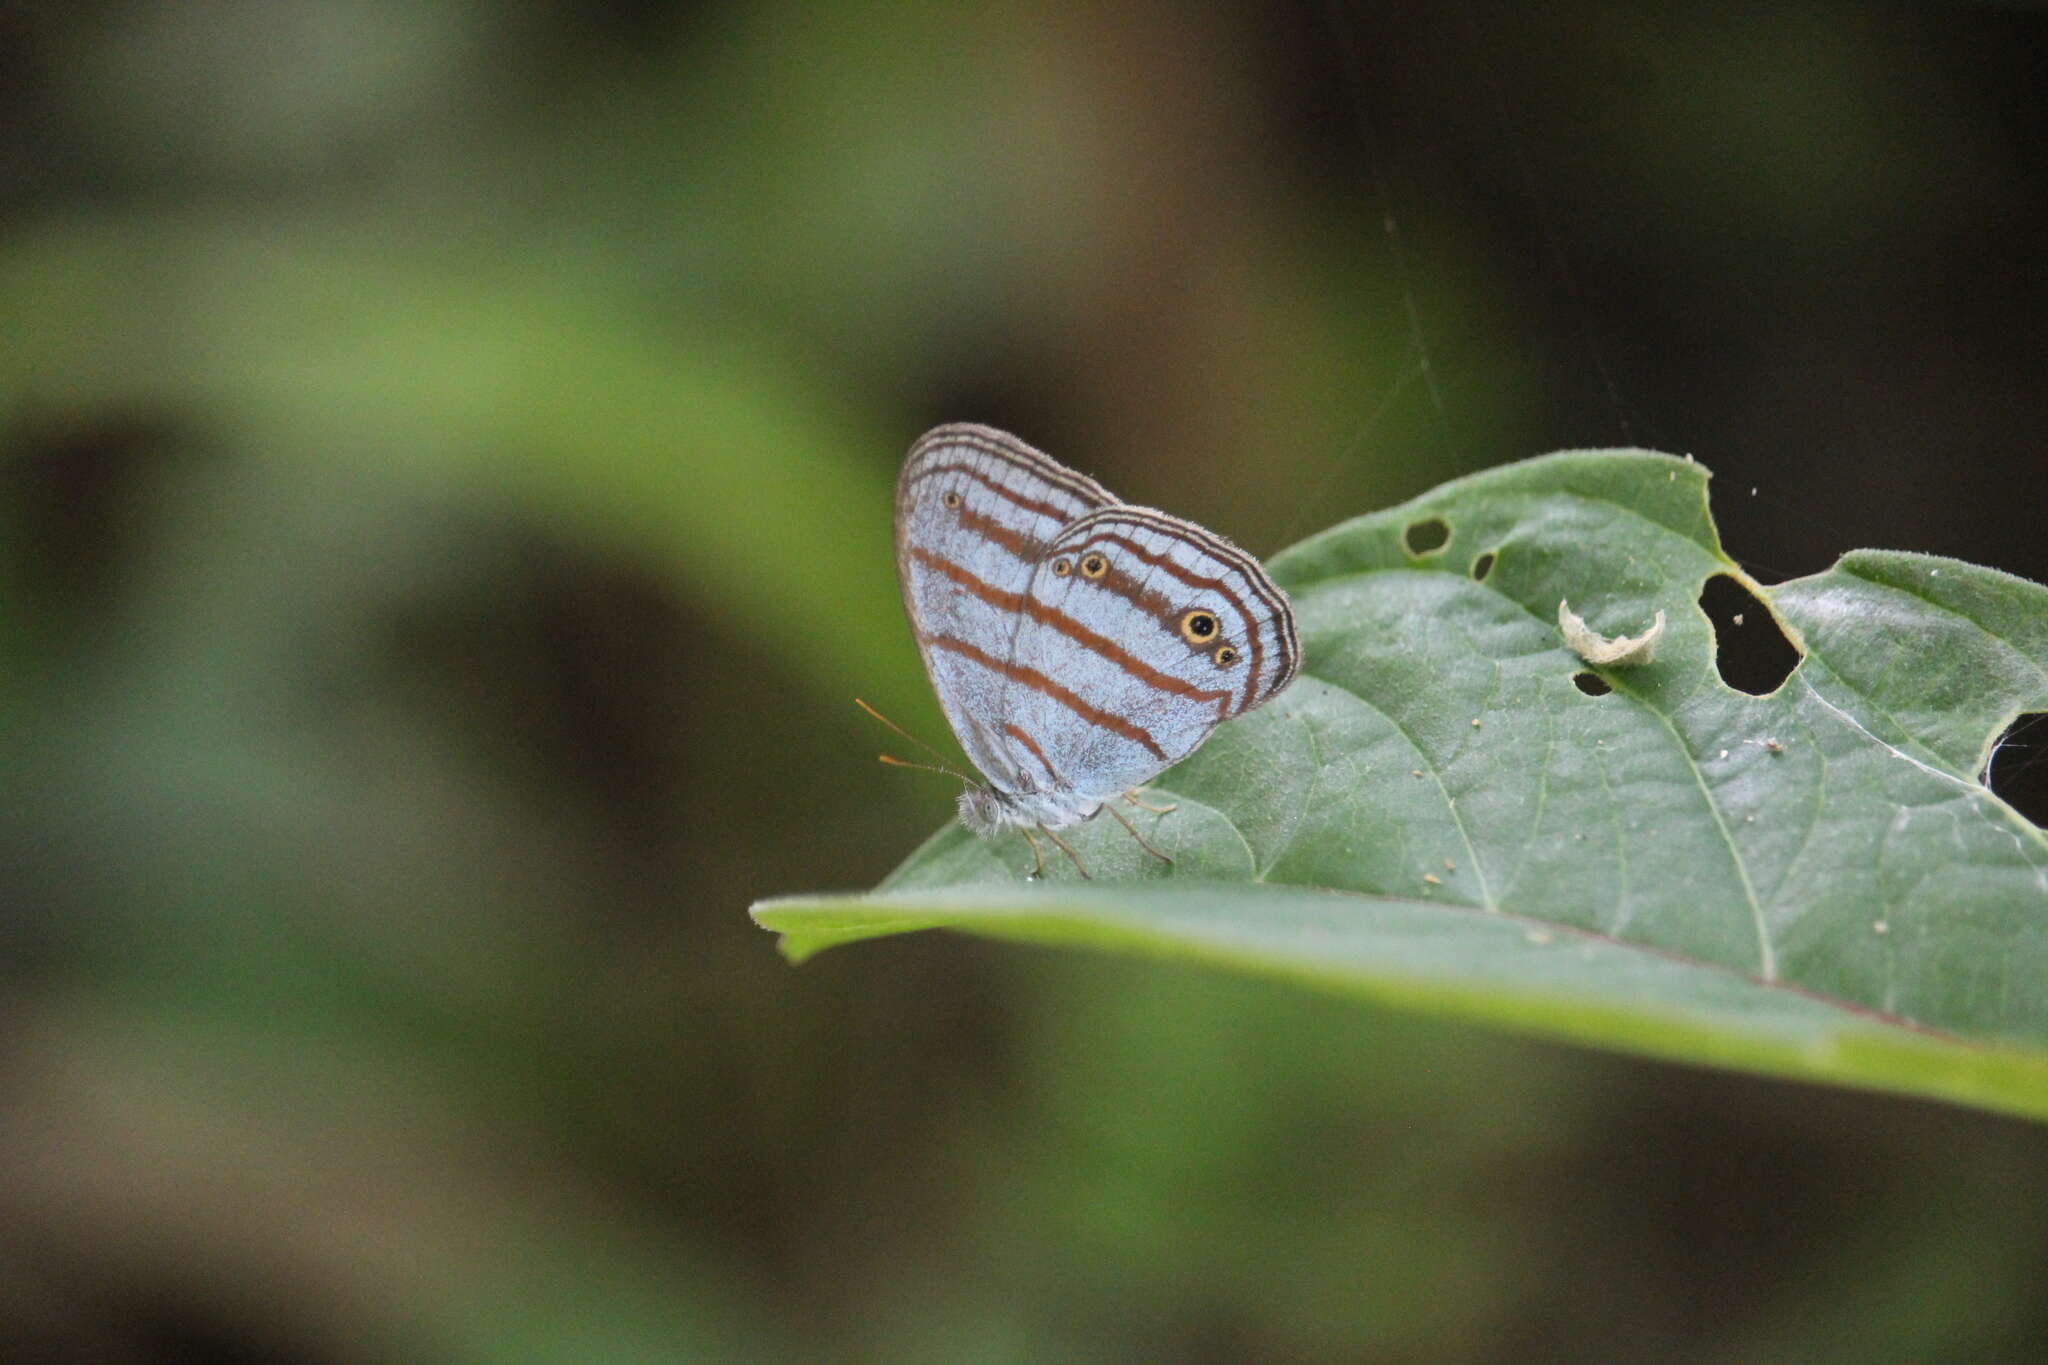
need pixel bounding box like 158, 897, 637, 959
1051, 557, 1073, 576
1213, 645, 1238, 667
1080, 553, 1108, 579
1179, 610, 1219, 643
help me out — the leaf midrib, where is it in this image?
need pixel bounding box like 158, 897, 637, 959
1603, 668, 1776, 980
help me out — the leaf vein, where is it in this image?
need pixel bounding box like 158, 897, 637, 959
1605, 673, 1777, 980
1310, 672, 1497, 911
1837, 565, 2048, 695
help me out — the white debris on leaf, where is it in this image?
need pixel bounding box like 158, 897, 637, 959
1558, 600, 1666, 667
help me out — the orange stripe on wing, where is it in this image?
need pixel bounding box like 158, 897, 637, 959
1086, 530, 1269, 713
906, 461, 1081, 525
956, 506, 1180, 628
922, 632, 1169, 761
947, 507, 1268, 713
1003, 723, 1066, 788
955, 504, 1046, 561
911, 547, 1232, 709
1092, 508, 1299, 701
907, 426, 1112, 508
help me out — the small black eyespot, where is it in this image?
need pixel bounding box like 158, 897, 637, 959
1051, 557, 1073, 577
1080, 553, 1108, 580
1214, 646, 1238, 667
942, 490, 962, 509
1179, 610, 1219, 644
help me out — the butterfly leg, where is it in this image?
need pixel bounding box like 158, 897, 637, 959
1123, 788, 1178, 815
1039, 824, 1091, 879
1105, 802, 1174, 867
1019, 827, 1048, 880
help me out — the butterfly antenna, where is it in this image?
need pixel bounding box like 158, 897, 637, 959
857, 698, 973, 784
877, 752, 964, 778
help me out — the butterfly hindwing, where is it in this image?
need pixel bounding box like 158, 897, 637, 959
997, 505, 1300, 807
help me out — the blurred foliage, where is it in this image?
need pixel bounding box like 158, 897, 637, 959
3, 2, 2047, 1363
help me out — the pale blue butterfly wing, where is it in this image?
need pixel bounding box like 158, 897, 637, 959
894, 424, 1299, 859
999, 506, 1299, 814
894, 424, 1113, 793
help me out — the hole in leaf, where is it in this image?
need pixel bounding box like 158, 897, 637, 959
1699, 574, 1801, 695
1471, 550, 1496, 581
1573, 671, 1612, 696
1403, 517, 1449, 556
1983, 712, 2048, 827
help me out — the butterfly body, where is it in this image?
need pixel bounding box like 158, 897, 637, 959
894, 425, 1299, 859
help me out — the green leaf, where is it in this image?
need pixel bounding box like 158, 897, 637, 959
753, 451, 2048, 1120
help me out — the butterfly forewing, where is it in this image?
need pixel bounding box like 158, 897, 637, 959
893, 425, 1113, 788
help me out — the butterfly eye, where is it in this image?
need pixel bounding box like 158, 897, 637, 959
1080, 553, 1108, 579
942, 490, 962, 509
1213, 645, 1239, 667
1051, 557, 1073, 577
1179, 610, 1219, 644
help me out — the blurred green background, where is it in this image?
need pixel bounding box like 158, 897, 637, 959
4, 3, 2047, 1361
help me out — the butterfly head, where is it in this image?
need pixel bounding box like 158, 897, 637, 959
957, 784, 1010, 835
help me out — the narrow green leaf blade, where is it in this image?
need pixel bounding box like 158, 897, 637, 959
754, 883, 2048, 1121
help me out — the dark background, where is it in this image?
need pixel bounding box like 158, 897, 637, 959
3, 3, 2046, 1361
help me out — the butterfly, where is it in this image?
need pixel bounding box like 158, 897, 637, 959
891, 423, 1300, 877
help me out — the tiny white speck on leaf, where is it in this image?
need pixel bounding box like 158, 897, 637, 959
1471, 717, 1482, 728
1874, 920, 1890, 934
1423, 873, 1442, 885
1719, 748, 1729, 759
